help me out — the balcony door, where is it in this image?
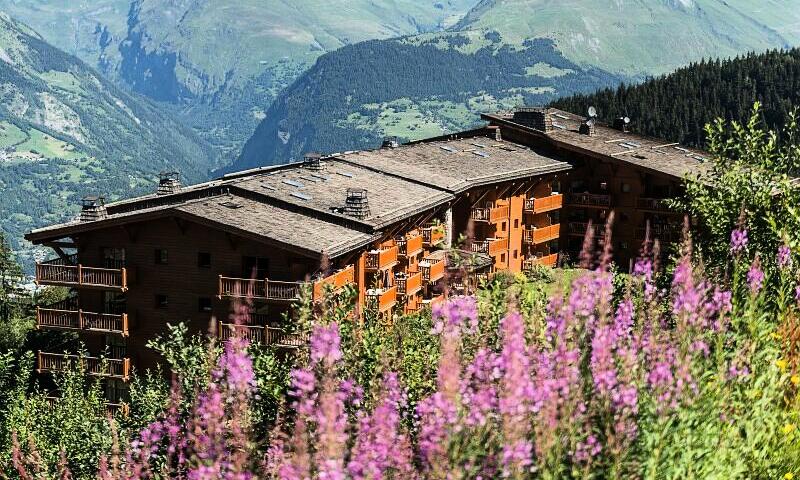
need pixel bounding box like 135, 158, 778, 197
242, 256, 269, 279
102, 247, 126, 269
104, 334, 126, 359
103, 291, 126, 315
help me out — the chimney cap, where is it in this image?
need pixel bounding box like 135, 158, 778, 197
82, 195, 105, 205
381, 136, 400, 148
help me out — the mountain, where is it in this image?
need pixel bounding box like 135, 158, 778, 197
552, 48, 800, 148
0, 0, 480, 161
0, 12, 214, 258
230, 0, 800, 172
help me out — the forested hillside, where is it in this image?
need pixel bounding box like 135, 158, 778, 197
0, 13, 214, 259
552, 48, 800, 147
231, 0, 800, 172
231, 36, 621, 171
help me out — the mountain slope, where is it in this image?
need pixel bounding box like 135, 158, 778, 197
454, 0, 800, 76
551, 48, 800, 147
231, 36, 622, 171
230, 0, 800, 172
0, 13, 214, 257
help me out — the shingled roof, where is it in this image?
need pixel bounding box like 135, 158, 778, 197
26, 133, 571, 257
482, 108, 711, 180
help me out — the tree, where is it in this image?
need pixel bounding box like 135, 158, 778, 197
677, 103, 800, 271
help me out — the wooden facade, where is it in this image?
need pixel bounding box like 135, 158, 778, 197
26, 107, 707, 403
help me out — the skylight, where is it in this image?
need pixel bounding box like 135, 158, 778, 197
472, 150, 490, 158
282, 179, 304, 188
290, 191, 312, 201
440, 145, 457, 153
336, 171, 354, 178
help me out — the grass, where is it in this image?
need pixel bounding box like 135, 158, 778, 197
14, 128, 83, 161
39, 71, 85, 95
0, 122, 28, 149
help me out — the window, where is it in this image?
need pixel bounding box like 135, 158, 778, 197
501, 222, 506, 232
513, 250, 518, 259
198, 252, 211, 268
155, 294, 168, 308
621, 182, 631, 193
514, 219, 519, 229
242, 256, 269, 278
198, 297, 212, 312
500, 254, 506, 263
155, 249, 168, 265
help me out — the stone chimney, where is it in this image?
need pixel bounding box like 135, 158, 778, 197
80, 196, 107, 222
344, 188, 370, 219
157, 171, 181, 195
513, 107, 553, 132
303, 152, 323, 170
381, 136, 399, 149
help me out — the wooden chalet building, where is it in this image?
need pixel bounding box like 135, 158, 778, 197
25, 106, 709, 403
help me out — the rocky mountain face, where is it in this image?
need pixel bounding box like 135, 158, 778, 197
230, 0, 800, 172
0, 13, 214, 258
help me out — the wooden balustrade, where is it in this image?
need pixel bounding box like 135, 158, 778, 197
523, 253, 559, 270
420, 257, 445, 283
218, 322, 308, 348
365, 246, 399, 271
421, 294, 446, 308
568, 192, 611, 207
36, 262, 127, 291
568, 222, 607, 237
37, 307, 128, 336
471, 205, 509, 223
637, 197, 671, 211
312, 265, 355, 299
396, 271, 422, 296
524, 193, 563, 213
523, 224, 560, 245
366, 286, 397, 313
37, 352, 130, 381
218, 276, 306, 301
422, 226, 446, 246
471, 238, 508, 256
397, 234, 424, 257
45, 397, 130, 416
635, 225, 682, 243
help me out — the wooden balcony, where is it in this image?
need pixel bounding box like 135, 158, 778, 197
471, 205, 509, 223
635, 225, 682, 243
523, 253, 559, 270
397, 234, 424, 258
218, 322, 308, 348
367, 286, 397, 313
218, 277, 306, 302
312, 265, 355, 299
420, 256, 446, 283
45, 397, 130, 416
523, 224, 560, 245
396, 271, 422, 297
37, 305, 129, 336
422, 225, 446, 246
36, 259, 127, 291
524, 193, 563, 213
37, 352, 131, 381
366, 246, 399, 271
471, 237, 508, 256
637, 197, 672, 212
421, 294, 446, 308
568, 222, 608, 237
567, 192, 611, 207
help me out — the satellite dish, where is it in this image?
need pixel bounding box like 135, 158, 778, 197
586, 118, 595, 127
588, 106, 597, 118
624, 116, 631, 124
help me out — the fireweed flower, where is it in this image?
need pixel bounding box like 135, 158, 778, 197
747, 257, 765, 294
730, 228, 748, 254
432, 295, 478, 335
778, 244, 792, 269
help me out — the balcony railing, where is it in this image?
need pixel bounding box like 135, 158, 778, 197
367, 286, 397, 313
37, 306, 129, 336
396, 271, 422, 297
37, 352, 131, 381
524, 193, 563, 213
420, 257, 446, 283
567, 192, 611, 207
471, 237, 508, 256
366, 246, 399, 271
421, 294, 446, 308
36, 260, 127, 291
523, 224, 560, 245
312, 265, 355, 299
218, 277, 305, 301
218, 322, 308, 348
637, 197, 671, 211
523, 253, 559, 270
397, 234, 424, 258
422, 225, 446, 246
635, 225, 682, 243
568, 222, 608, 238
45, 397, 130, 416
471, 205, 509, 223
